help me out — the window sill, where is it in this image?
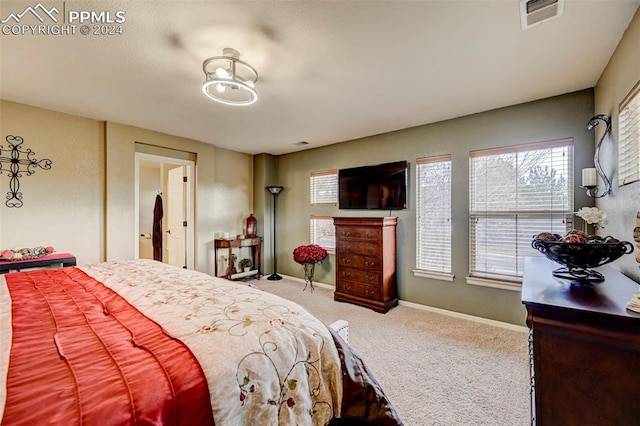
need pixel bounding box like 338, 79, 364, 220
465, 276, 521, 291
413, 269, 454, 282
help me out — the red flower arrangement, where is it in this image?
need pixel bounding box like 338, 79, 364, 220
292, 244, 328, 265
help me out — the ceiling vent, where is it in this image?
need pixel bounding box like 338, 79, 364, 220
520, 0, 564, 30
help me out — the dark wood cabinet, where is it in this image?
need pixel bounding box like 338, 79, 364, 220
333, 217, 398, 313
522, 257, 640, 425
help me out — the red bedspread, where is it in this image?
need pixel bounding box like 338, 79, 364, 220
2, 268, 214, 426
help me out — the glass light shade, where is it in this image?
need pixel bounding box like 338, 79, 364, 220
582, 168, 597, 187
202, 48, 258, 106
266, 185, 284, 194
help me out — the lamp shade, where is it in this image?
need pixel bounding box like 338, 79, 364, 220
266, 185, 284, 195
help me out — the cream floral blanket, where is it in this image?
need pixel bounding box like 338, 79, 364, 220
78, 260, 343, 425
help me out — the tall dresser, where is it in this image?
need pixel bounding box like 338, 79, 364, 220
333, 217, 398, 313
522, 257, 640, 425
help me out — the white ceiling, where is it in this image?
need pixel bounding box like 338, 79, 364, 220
1, 1, 638, 155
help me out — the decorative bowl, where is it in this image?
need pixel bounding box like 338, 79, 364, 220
531, 238, 634, 282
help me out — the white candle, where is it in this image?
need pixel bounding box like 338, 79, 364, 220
582, 168, 597, 187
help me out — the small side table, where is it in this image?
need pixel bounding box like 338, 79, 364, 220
214, 238, 261, 280
0, 252, 76, 274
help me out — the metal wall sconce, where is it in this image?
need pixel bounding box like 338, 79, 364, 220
265, 185, 284, 280
581, 114, 613, 198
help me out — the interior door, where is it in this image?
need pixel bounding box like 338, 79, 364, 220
167, 166, 186, 268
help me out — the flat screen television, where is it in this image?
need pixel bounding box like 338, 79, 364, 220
338, 160, 408, 210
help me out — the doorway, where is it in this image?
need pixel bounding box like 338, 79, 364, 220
134, 153, 195, 269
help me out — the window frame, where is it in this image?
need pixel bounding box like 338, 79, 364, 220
618, 79, 640, 186
414, 154, 453, 281
310, 169, 338, 205
310, 214, 335, 253
468, 138, 574, 288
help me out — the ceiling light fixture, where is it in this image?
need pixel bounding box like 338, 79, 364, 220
202, 47, 258, 106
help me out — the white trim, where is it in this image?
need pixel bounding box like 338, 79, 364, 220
134, 152, 196, 269
412, 269, 454, 282
267, 275, 527, 332
398, 299, 528, 332
465, 276, 522, 292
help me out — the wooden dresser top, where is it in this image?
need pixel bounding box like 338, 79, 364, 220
522, 256, 640, 320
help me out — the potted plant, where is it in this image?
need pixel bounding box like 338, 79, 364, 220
239, 258, 253, 272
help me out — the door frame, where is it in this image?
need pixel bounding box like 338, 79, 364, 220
134, 152, 196, 269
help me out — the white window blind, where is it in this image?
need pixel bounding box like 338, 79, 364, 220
310, 215, 335, 251
310, 169, 338, 204
469, 139, 573, 282
416, 155, 452, 274
618, 80, 640, 186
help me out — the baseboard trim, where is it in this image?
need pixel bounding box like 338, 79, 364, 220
397, 300, 528, 332
269, 274, 528, 333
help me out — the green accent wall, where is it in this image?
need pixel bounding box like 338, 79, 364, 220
271, 89, 596, 325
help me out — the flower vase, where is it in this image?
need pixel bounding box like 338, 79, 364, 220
303, 262, 315, 292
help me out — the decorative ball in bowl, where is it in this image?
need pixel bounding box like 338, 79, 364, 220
531, 231, 634, 282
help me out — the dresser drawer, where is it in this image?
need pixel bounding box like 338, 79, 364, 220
336, 227, 380, 242
336, 280, 380, 300
335, 241, 380, 257
336, 267, 380, 285
337, 255, 379, 270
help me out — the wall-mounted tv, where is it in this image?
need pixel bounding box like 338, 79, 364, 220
338, 160, 408, 210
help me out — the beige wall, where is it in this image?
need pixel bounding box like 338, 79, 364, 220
0, 101, 254, 275
274, 89, 596, 325
0, 100, 104, 265
106, 122, 253, 275
595, 7, 640, 282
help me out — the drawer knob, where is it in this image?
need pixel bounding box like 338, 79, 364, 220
366, 290, 375, 297
343, 285, 351, 291
365, 261, 375, 268
366, 275, 374, 282
366, 232, 374, 238
343, 245, 351, 251
342, 272, 351, 278
366, 247, 374, 253
343, 231, 351, 237
343, 258, 351, 264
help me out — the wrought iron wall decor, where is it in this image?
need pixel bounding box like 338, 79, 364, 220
0, 135, 52, 208
582, 114, 613, 198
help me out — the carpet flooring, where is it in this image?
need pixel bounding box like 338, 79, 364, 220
251, 277, 531, 426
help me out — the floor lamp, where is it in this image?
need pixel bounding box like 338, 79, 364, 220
266, 185, 284, 280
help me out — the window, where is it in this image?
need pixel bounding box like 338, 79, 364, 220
310, 169, 338, 204
310, 169, 337, 251
415, 155, 452, 278
618, 80, 640, 186
310, 215, 335, 251
469, 139, 573, 283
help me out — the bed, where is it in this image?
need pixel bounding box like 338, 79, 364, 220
0, 259, 401, 425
